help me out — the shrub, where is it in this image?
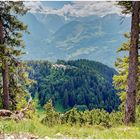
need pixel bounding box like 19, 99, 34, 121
109, 111, 123, 126
61, 108, 80, 125
41, 102, 124, 127
41, 100, 60, 126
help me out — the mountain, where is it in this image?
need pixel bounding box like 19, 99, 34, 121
28, 59, 120, 112
22, 13, 131, 67
34, 13, 66, 34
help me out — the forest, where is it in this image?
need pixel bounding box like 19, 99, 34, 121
28, 59, 120, 112
0, 1, 140, 139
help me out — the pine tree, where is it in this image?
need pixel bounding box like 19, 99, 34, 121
41, 100, 60, 126
124, 2, 140, 124
117, 1, 140, 124
113, 33, 140, 109
113, 33, 130, 108
0, 2, 32, 110
63, 90, 69, 108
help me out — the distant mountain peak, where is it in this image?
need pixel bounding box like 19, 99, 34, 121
22, 13, 131, 68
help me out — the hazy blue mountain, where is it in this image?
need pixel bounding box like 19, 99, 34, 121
22, 13, 131, 67
34, 13, 66, 34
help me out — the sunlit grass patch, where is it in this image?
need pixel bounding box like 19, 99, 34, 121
0, 119, 140, 139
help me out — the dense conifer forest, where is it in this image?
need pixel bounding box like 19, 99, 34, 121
27, 59, 120, 112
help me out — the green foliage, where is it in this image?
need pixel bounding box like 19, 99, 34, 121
0, 2, 34, 110
41, 103, 123, 128
28, 59, 120, 112
41, 100, 60, 126
75, 105, 88, 111
113, 33, 140, 108
113, 34, 129, 107
1, 119, 140, 138
118, 2, 132, 14
109, 111, 123, 126
61, 108, 123, 127
61, 108, 81, 125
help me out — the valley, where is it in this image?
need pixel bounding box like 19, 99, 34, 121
22, 13, 131, 67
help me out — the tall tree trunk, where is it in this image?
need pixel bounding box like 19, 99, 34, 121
124, 1, 140, 124
0, 19, 9, 109
2, 59, 9, 109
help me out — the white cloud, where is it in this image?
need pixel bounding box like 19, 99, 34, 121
25, 1, 122, 18
61, 1, 122, 17
24, 1, 53, 14
67, 46, 97, 59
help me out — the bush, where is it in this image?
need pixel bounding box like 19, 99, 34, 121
89, 109, 110, 127
41, 100, 60, 126
61, 108, 80, 125
41, 103, 124, 127
63, 108, 124, 127
109, 111, 123, 126
75, 105, 88, 111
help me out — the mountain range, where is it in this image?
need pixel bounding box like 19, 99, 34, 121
21, 12, 131, 67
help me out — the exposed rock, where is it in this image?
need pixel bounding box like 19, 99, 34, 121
44, 136, 51, 139
55, 132, 64, 138
0, 109, 13, 117
0, 133, 39, 139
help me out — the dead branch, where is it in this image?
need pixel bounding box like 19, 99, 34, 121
0, 93, 32, 121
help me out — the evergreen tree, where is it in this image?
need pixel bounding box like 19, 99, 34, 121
113, 33, 130, 108
0, 2, 32, 110
63, 90, 69, 108
41, 100, 60, 126
113, 33, 140, 109
118, 1, 140, 124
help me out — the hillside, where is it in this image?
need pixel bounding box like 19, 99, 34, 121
27, 59, 120, 112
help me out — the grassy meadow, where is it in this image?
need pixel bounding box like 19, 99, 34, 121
0, 118, 140, 139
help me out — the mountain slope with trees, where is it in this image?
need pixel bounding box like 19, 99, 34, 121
28, 59, 120, 112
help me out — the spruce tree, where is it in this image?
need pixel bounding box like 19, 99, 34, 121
0, 2, 32, 110
117, 1, 140, 124
113, 33, 140, 108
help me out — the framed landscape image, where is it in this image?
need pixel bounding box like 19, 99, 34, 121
0, 1, 139, 139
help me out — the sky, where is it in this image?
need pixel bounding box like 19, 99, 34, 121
25, 1, 123, 18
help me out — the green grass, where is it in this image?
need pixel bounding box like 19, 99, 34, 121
54, 99, 72, 113
0, 119, 140, 138
54, 99, 65, 113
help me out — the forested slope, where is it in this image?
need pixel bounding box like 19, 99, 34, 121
27, 59, 120, 112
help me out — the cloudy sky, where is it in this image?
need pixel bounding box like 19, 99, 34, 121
25, 1, 123, 18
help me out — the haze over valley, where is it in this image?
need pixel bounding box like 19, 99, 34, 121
22, 1, 131, 68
